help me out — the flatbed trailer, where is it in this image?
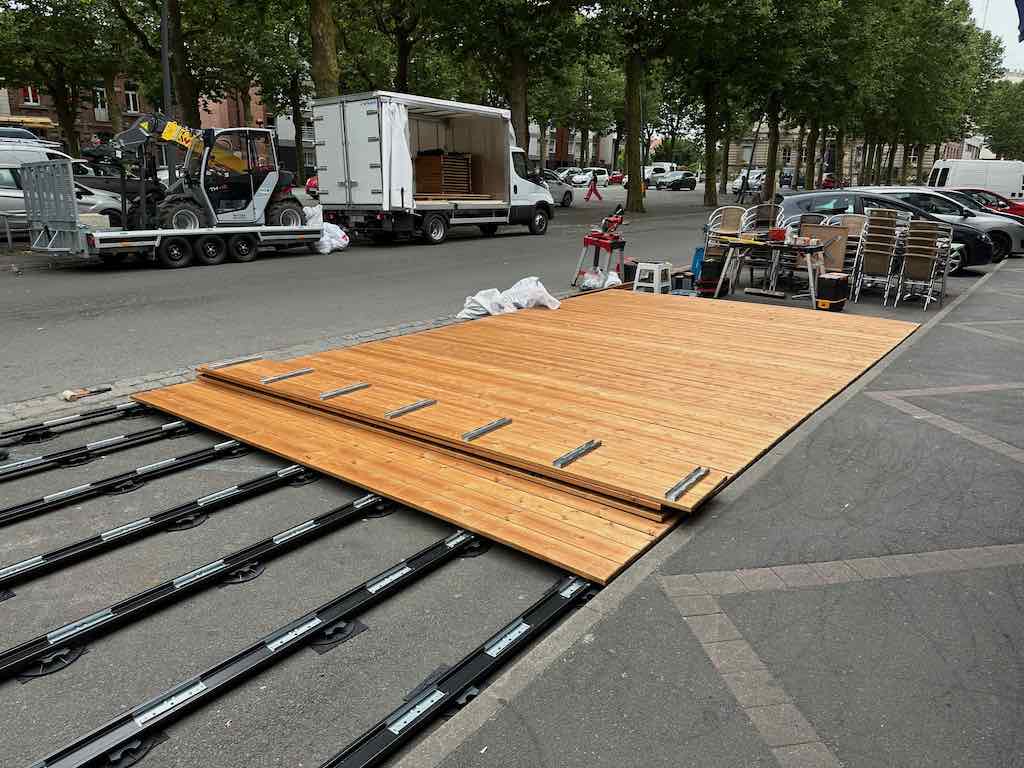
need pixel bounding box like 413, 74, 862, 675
20, 159, 322, 268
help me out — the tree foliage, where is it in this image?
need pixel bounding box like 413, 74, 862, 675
978, 80, 1024, 159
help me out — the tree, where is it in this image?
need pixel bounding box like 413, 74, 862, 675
979, 80, 1024, 159
309, 0, 339, 97
0, 0, 105, 155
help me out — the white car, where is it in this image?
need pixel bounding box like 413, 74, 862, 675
645, 164, 674, 188
731, 169, 765, 194
0, 164, 126, 230
542, 169, 574, 207
570, 167, 609, 187
556, 166, 582, 183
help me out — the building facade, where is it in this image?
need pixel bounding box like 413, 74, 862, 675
0, 79, 150, 150
726, 125, 985, 185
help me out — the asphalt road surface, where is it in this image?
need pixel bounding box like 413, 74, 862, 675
1, 187, 708, 403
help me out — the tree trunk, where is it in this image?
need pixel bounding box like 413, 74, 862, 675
538, 122, 549, 171
505, 49, 529, 151
701, 80, 720, 208
719, 118, 730, 195
873, 140, 884, 183
624, 50, 646, 213
794, 122, 805, 188
240, 89, 253, 127
861, 138, 873, 185
885, 138, 897, 184
834, 123, 846, 186
579, 126, 589, 165
395, 34, 413, 92
816, 127, 827, 187
103, 71, 122, 134
763, 92, 781, 199
915, 143, 925, 184
310, 0, 339, 97
52, 75, 82, 157
168, 0, 200, 124
804, 118, 820, 191
899, 141, 911, 184
289, 71, 306, 185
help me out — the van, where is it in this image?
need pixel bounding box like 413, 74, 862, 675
928, 159, 1024, 200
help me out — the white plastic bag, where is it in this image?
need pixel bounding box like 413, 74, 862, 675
456, 277, 560, 320
603, 271, 622, 288
579, 267, 606, 291
303, 204, 350, 253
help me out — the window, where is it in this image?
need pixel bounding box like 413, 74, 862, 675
928, 167, 940, 186
0, 168, 19, 189
205, 130, 253, 213
781, 146, 792, 165
93, 88, 107, 111
303, 147, 316, 169
937, 168, 949, 187
741, 145, 753, 162
512, 150, 528, 179
22, 86, 40, 105
904, 192, 960, 215
801, 194, 852, 214
124, 84, 140, 114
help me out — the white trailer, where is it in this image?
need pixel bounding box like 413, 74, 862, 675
312, 91, 555, 244
19, 159, 321, 268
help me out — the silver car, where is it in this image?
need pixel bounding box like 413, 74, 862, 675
0, 163, 125, 233
860, 186, 1024, 261
542, 169, 574, 207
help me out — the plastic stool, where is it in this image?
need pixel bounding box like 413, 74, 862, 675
633, 261, 672, 294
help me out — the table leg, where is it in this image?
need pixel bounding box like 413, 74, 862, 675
715, 249, 733, 298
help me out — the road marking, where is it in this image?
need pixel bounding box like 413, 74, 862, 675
946, 322, 1024, 345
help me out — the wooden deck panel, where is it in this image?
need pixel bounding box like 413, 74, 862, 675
200, 291, 917, 513
136, 380, 674, 583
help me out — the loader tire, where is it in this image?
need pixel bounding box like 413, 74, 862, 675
265, 199, 305, 228
159, 198, 210, 231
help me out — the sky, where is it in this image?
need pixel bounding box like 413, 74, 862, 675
970, 0, 1024, 71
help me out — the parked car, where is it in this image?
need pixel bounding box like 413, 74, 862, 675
542, 169, 574, 207
731, 169, 765, 194
305, 175, 319, 199
608, 170, 625, 184
570, 167, 609, 187
952, 187, 1024, 218
0, 126, 41, 140
0, 164, 126, 231
776, 189, 994, 271
556, 166, 582, 183
71, 160, 162, 198
656, 170, 697, 190
860, 186, 1024, 261
646, 164, 673, 188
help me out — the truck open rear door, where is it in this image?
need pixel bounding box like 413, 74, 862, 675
315, 97, 384, 208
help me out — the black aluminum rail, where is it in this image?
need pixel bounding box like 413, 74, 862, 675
0, 420, 191, 482
0, 465, 316, 594
0, 490, 388, 681
0, 402, 149, 446
31, 530, 477, 768
0, 440, 249, 528
319, 574, 593, 768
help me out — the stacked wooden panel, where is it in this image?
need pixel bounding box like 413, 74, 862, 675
136, 291, 918, 583
414, 153, 473, 197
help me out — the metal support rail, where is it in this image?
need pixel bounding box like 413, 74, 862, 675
0, 440, 249, 528
0, 420, 191, 482
0, 465, 315, 594
31, 530, 477, 768
320, 574, 593, 768
0, 402, 149, 446
0, 490, 387, 681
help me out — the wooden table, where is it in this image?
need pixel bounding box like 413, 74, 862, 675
710, 233, 826, 305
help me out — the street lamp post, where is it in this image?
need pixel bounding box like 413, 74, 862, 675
161, 0, 176, 184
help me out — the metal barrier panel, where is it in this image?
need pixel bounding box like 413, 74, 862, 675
21, 159, 87, 254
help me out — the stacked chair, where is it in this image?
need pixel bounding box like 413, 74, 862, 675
852, 208, 902, 306
892, 219, 954, 310
823, 213, 866, 274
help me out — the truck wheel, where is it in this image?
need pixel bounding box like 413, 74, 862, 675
265, 199, 305, 227
194, 235, 227, 266
228, 233, 258, 262
528, 208, 549, 235
159, 198, 210, 230
479, 223, 499, 236
156, 236, 194, 268
422, 213, 448, 245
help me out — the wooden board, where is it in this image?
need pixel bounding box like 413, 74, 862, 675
200, 291, 917, 515
136, 380, 673, 583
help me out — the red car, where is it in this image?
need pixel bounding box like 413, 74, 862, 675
305, 175, 319, 199
952, 187, 1024, 217
607, 171, 625, 185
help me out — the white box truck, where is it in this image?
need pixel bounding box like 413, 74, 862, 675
312, 91, 554, 244
928, 159, 1024, 200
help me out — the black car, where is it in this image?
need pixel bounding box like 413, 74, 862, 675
775, 189, 994, 270
656, 171, 697, 190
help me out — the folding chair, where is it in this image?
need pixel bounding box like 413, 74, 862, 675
894, 220, 953, 310
823, 213, 866, 274
737, 203, 783, 287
